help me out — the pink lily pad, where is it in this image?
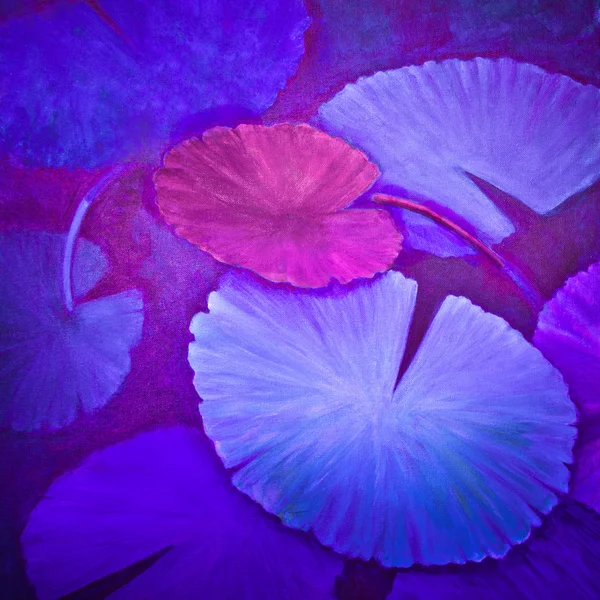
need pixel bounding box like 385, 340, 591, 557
154, 123, 402, 288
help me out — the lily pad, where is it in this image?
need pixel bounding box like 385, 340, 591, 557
155, 124, 401, 287
0, 0, 309, 167
0, 230, 143, 431
188, 270, 576, 567
21, 426, 341, 599
389, 501, 600, 600
318, 58, 600, 257
535, 261, 600, 513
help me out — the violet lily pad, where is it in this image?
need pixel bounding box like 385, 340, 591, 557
0, 0, 309, 167
389, 501, 600, 600
535, 261, 600, 512
535, 261, 600, 417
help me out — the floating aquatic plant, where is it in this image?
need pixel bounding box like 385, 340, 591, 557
535, 261, 600, 513
0, 167, 143, 431
389, 501, 600, 599
154, 123, 402, 287
0, 0, 309, 167
318, 58, 600, 258
188, 270, 576, 567
21, 426, 341, 599
535, 261, 600, 418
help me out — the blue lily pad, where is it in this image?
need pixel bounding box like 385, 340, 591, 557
0, 0, 309, 168
0, 231, 143, 431
21, 426, 341, 599
189, 270, 576, 567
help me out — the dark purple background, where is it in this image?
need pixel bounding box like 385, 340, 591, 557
1, 1, 599, 599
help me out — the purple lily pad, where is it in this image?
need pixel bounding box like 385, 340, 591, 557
0, 0, 309, 167
535, 261, 600, 418
389, 501, 600, 600
535, 261, 600, 512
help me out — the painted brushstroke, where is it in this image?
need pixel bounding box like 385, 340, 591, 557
188, 270, 576, 567
21, 426, 341, 600
372, 193, 504, 267
155, 124, 401, 287
535, 262, 600, 417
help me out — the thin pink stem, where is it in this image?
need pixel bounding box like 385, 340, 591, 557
84, 0, 137, 51
373, 193, 505, 269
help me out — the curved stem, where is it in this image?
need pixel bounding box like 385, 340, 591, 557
63, 165, 129, 312
373, 193, 505, 269
374, 193, 544, 310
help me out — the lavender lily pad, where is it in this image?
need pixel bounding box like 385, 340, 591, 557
0, 231, 143, 431
189, 270, 576, 567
